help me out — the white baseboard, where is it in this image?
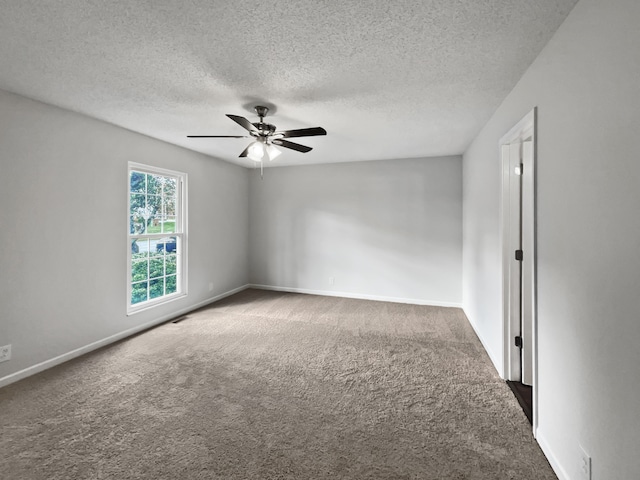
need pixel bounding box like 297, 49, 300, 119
248, 284, 463, 308
462, 308, 563, 480
462, 307, 503, 378
0, 284, 250, 389
536, 429, 570, 480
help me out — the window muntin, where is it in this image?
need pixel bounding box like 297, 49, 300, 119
128, 164, 186, 312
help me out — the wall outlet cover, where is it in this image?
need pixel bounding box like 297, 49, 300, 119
0, 344, 11, 363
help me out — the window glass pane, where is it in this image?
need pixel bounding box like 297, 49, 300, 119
148, 238, 158, 254
130, 193, 146, 212
130, 215, 147, 235
146, 239, 162, 256
147, 214, 162, 234
147, 194, 162, 226
133, 239, 150, 257
162, 216, 176, 234
164, 194, 176, 216
130, 193, 150, 235
131, 282, 148, 304
147, 174, 163, 196
130, 171, 146, 193
163, 177, 177, 199
149, 257, 164, 279
153, 236, 176, 254
131, 239, 141, 257
149, 278, 164, 299
166, 275, 177, 295
166, 254, 177, 275
131, 259, 148, 282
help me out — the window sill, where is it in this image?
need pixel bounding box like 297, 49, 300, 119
127, 292, 187, 316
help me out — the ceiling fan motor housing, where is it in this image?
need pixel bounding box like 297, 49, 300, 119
251, 106, 275, 137
251, 122, 277, 137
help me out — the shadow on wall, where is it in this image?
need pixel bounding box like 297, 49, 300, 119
251, 157, 462, 303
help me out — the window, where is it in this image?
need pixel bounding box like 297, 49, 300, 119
128, 163, 186, 313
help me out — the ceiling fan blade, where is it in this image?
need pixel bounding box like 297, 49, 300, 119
272, 139, 313, 153
238, 144, 252, 157
275, 127, 327, 138
187, 135, 248, 138
226, 114, 259, 133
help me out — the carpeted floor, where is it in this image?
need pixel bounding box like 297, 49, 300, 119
0, 289, 556, 479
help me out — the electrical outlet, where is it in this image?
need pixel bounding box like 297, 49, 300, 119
0, 344, 11, 363
579, 445, 591, 480
209, 282, 214, 292
329, 276, 335, 286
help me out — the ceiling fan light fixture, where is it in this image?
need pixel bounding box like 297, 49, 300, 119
247, 141, 266, 162
247, 140, 282, 162
266, 144, 281, 161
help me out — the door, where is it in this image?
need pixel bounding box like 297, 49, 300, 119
501, 109, 536, 393
508, 142, 526, 383
507, 140, 533, 386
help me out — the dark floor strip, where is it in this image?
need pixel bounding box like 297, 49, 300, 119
507, 380, 533, 425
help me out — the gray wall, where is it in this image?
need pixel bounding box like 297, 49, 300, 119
249, 157, 462, 305
0, 90, 249, 383
462, 0, 640, 478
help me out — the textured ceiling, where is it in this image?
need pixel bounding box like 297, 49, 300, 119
0, 0, 578, 167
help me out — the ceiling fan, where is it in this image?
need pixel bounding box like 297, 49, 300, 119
187, 106, 327, 163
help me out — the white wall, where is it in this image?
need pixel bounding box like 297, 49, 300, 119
0, 89, 249, 384
462, 0, 640, 478
249, 157, 462, 306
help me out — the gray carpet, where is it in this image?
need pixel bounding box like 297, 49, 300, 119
0, 289, 556, 479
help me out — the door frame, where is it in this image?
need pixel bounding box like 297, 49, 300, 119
500, 108, 538, 433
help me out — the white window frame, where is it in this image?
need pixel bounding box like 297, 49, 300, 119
127, 162, 187, 314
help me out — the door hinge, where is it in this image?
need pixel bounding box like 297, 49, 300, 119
515, 336, 523, 348
515, 249, 523, 261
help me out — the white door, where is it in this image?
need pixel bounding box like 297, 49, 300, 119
507, 142, 523, 383
509, 139, 534, 386
501, 112, 536, 389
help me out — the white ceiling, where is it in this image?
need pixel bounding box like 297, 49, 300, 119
0, 0, 578, 167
